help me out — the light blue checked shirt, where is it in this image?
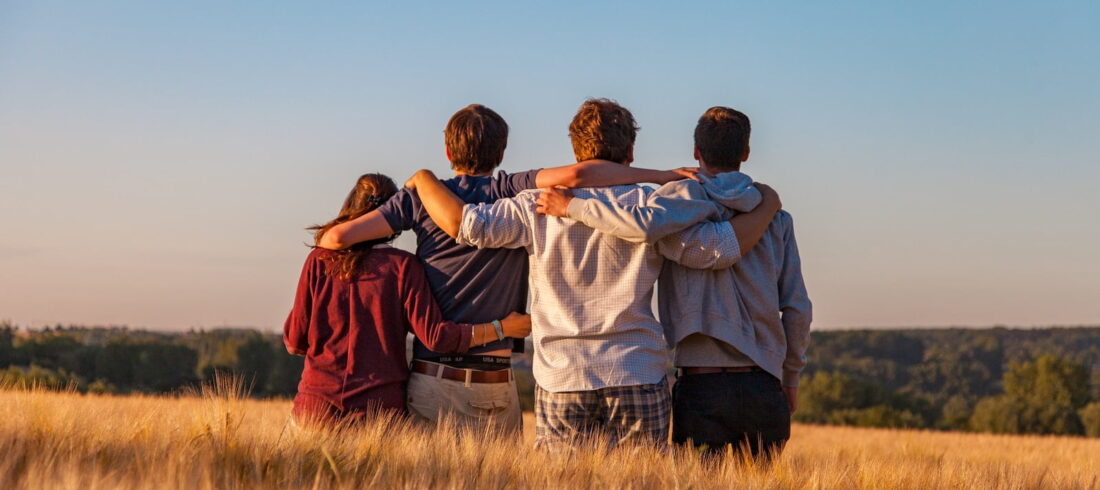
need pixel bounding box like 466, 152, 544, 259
457, 184, 742, 393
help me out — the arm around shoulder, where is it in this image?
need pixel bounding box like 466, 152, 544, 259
534, 159, 697, 189
656, 219, 743, 270
317, 210, 395, 250
406, 169, 468, 237
456, 194, 533, 250
538, 181, 721, 243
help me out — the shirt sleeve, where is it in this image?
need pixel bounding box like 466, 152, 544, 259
375, 188, 418, 232
493, 169, 541, 198
654, 220, 742, 270
564, 181, 727, 244
456, 195, 533, 250
776, 212, 812, 387
283, 252, 318, 356
399, 256, 473, 354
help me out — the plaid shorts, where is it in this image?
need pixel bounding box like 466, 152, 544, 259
534, 377, 671, 450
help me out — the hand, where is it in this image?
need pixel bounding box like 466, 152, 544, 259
657, 167, 705, 184
535, 186, 574, 217
404, 169, 436, 189
754, 183, 782, 211
500, 312, 532, 338
783, 386, 798, 414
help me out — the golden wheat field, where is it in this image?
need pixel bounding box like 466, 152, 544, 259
1, 383, 1098, 490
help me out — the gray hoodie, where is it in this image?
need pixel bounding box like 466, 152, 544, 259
564, 171, 812, 386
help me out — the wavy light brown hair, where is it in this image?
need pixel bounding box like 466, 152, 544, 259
568, 98, 639, 164
308, 173, 399, 279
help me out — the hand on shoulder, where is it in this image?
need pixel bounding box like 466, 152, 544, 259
535, 186, 574, 217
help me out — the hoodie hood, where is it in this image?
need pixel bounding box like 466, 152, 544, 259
695, 171, 760, 214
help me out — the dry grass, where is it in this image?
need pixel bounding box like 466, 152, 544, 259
1, 382, 1098, 489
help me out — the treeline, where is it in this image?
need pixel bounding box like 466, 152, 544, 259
4, 322, 1100, 437
0, 322, 302, 397
797, 327, 1100, 437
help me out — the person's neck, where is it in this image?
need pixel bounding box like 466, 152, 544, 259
454, 170, 492, 177
702, 163, 740, 174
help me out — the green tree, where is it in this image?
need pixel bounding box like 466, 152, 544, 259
971, 356, 1090, 435
939, 395, 973, 430
94, 339, 198, 392
0, 322, 14, 367
1005, 355, 1090, 409
266, 348, 303, 397
94, 341, 138, 389
795, 371, 885, 424
1080, 402, 1100, 437
829, 405, 925, 428
236, 337, 274, 394
970, 395, 1027, 433
132, 342, 198, 391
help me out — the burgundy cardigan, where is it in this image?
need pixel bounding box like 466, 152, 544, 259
284, 246, 473, 413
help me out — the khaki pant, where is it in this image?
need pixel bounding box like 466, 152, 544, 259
406, 371, 522, 435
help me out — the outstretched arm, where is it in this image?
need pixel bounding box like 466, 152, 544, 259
655, 191, 781, 269
536, 179, 779, 256
406, 169, 468, 237
535, 159, 700, 189
317, 210, 395, 250
408, 169, 532, 250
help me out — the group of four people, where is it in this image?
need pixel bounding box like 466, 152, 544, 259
284, 98, 811, 458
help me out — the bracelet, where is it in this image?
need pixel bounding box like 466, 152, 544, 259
492, 319, 505, 341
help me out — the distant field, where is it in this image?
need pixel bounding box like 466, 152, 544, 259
1, 385, 1098, 489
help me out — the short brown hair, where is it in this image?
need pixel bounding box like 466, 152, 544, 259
568, 98, 639, 163
444, 104, 509, 174
694, 106, 751, 172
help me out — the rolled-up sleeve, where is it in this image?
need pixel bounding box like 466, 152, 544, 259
777, 213, 812, 387
456, 195, 533, 250
655, 220, 741, 270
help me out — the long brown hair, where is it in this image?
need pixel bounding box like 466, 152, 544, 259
308, 173, 399, 279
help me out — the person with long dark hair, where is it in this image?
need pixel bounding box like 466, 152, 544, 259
284, 173, 531, 426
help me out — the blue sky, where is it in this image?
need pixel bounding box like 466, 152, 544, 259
1, 1, 1098, 331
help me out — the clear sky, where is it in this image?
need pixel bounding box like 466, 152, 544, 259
1, 2, 1098, 332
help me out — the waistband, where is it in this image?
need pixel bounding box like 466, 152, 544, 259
411, 360, 514, 385
418, 355, 512, 371
679, 366, 764, 376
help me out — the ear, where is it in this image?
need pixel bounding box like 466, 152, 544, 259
445, 146, 452, 162
625, 147, 634, 166
741, 145, 751, 163
693, 146, 702, 163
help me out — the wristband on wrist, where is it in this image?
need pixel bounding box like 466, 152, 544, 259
492, 319, 505, 341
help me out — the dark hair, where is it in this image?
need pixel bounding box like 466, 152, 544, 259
308, 173, 399, 279
694, 106, 751, 172
444, 104, 509, 175
568, 98, 639, 164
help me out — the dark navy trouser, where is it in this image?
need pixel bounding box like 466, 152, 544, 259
672, 370, 791, 459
